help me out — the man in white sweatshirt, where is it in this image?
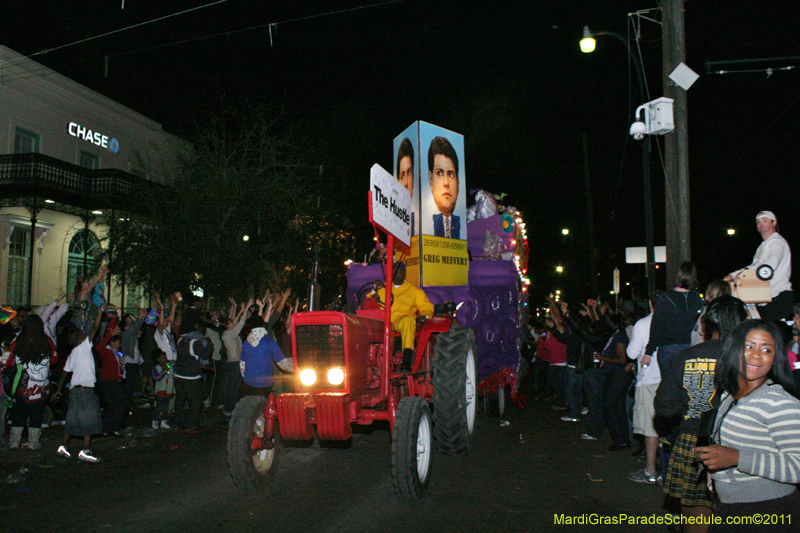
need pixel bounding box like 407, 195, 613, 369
725, 210, 792, 321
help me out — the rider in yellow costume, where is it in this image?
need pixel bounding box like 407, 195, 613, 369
373, 263, 434, 371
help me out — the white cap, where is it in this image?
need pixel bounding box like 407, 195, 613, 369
756, 211, 776, 223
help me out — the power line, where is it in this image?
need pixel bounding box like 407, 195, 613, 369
30, 0, 230, 59
0, 0, 406, 85
709, 66, 797, 76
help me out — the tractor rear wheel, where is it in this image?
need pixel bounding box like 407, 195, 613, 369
227, 395, 279, 491
392, 396, 433, 500
431, 325, 477, 455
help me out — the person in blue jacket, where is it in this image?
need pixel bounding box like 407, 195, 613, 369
240, 327, 293, 397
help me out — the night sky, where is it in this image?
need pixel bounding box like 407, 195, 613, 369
4, 1, 799, 303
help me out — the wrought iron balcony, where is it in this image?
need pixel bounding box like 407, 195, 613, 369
0, 153, 155, 210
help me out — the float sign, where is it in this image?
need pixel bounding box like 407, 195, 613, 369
370, 164, 411, 247
393, 121, 468, 286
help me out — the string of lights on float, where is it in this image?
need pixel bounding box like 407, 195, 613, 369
508, 208, 531, 295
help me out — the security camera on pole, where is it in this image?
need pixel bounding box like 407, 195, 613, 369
629, 98, 675, 141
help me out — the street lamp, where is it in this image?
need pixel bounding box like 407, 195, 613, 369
556, 266, 564, 273
580, 26, 596, 53
727, 229, 735, 236
561, 228, 570, 236
581, 25, 656, 298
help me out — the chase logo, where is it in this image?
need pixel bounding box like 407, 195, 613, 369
67, 122, 121, 153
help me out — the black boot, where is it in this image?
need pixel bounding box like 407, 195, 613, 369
400, 348, 414, 372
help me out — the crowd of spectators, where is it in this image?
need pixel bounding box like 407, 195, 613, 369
3, 210, 800, 528
528, 259, 800, 532
1, 275, 295, 463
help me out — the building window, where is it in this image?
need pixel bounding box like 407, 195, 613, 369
14, 128, 40, 154
5, 227, 31, 306
80, 151, 100, 170
125, 284, 143, 311
67, 229, 101, 299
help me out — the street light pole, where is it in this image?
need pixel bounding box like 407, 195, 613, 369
582, 131, 598, 298
581, 28, 657, 298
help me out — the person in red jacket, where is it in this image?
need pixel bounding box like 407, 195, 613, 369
543, 317, 568, 409
94, 318, 127, 436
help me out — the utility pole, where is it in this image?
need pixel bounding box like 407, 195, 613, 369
662, 0, 691, 285
582, 132, 598, 298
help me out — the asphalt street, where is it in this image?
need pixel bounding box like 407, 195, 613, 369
1, 395, 673, 533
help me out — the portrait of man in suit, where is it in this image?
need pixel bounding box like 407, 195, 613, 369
428, 136, 460, 239
397, 137, 414, 198
397, 137, 415, 237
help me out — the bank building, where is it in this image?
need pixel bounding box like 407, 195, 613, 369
0, 46, 186, 309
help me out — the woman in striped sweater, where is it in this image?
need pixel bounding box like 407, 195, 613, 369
696, 319, 800, 531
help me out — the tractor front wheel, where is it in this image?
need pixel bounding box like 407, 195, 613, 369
432, 325, 478, 455
227, 395, 279, 491
392, 396, 433, 500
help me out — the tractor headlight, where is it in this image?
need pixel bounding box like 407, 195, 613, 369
300, 369, 317, 386
327, 367, 345, 386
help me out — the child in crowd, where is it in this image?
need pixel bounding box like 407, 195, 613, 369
4, 315, 58, 450
152, 349, 174, 429
53, 305, 105, 462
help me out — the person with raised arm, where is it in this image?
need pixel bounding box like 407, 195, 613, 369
35, 290, 68, 343
53, 303, 106, 462
74, 266, 109, 304
219, 298, 253, 415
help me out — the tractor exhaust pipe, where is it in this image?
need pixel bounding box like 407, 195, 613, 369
307, 243, 321, 311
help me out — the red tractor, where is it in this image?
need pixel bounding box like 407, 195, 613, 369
227, 231, 478, 500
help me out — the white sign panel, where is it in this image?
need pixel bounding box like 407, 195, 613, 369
370, 164, 411, 246
625, 246, 667, 264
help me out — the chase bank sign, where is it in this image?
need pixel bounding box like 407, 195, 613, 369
67, 122, 120, 153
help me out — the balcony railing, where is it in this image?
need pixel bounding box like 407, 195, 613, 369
0, 153, 154, 209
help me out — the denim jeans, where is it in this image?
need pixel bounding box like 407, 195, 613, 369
548, 365, 567, 408
603, 369, 634, 446
122, 362, 140, 427
221, 361, 243, 412
582, 367, 606, 438
656, 344, 690, 376
153, 396, 170, 422
95, 379, 127, 434
757, 290, 794, 321
173, 377, 204, 429
532, 358, 550, 397
564, 366, 585, 419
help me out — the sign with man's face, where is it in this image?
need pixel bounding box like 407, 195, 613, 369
430, 153, 458, 216
420, 123, 465, 240
392, 121, 468, 287
393, 126, 419, 239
